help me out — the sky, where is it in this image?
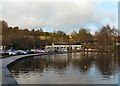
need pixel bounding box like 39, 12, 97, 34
0, 0, 119, 34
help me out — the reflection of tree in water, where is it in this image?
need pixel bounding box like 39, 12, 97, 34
118, 51, 120, 72
9, 57, 38, 77
95, 52, 117, 78
51, 54, 68, 70
9, 52, 118, 78
9, 54, 70, 76
9, 53, 93, 74
71, 52, 94, 73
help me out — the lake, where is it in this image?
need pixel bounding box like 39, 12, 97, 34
9, 52, 119, 85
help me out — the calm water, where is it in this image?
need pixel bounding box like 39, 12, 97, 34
9, 52, 119, 84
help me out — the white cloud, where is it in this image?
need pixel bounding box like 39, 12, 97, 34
1, 1, 117, 33
0, 3, 2, 19
1, 0, 119, 2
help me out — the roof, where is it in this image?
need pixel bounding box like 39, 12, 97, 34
53, 42, 81, 45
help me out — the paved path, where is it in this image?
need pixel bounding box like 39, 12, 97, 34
0, 58, 2, 86
1, 52, 69, 85
1, 53, 48, 86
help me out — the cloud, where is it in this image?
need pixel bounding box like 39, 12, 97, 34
1, 1, 117, 33
1, 0, 119, 2
0, 3, 2, 19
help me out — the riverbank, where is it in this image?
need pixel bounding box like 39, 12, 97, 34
2, 52, 70, 85
2, 53, 52, 85
2, 51, 119, 85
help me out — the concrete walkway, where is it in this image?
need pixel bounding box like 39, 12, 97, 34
1, 52, 70, 85
1, 53, 49, 86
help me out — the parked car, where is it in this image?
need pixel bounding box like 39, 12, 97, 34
44, 50, 49, 53
0, 50, 4, 54
30, 49, 36, 53
34, 49, 41, 53
63, 49, 68, 52
6, 50, 17, 55
40, 49, 45, 53
0, 50, 6, 55
16, 50, 27, 55
48, 50, 54, 53
26, 50, 34, 54
54, 49, 60, 53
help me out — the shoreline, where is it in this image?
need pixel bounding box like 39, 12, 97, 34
2, 51, 118, 85
2, 52, 70, 85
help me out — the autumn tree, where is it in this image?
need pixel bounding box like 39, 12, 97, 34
78, 28, 93, 44
1, 20, 117, 51
49, 30, 69, 43
1, 20, 9, 35
95, 25, 116, 51
70, 31, 78, 43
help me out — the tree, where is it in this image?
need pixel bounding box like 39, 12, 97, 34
78, 28, 93, 44
70, 31, 78, 43
95, 25, 116, 51
1, 20, 9, 35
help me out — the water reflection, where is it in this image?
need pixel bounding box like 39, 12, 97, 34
95, 53, 118, 78
9, 52, 118, 84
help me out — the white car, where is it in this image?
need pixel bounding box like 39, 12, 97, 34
16, 50, 27, 55
59, 49, 68, 52
6, 50, 17, 55
40, 50, 45, 53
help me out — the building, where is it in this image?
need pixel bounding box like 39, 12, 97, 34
45, 42, 82, 51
